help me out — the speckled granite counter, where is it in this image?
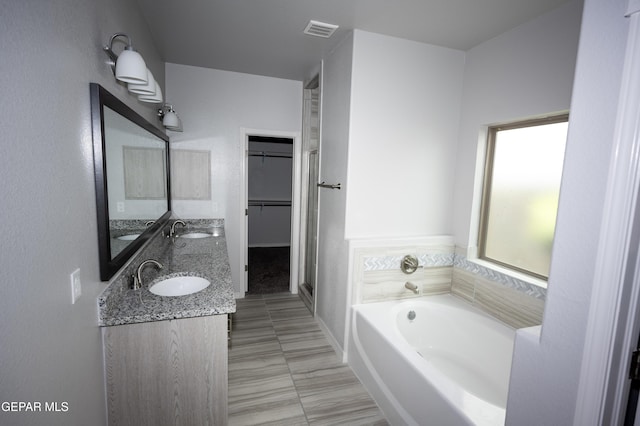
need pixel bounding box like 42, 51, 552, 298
98, 219, 236, 327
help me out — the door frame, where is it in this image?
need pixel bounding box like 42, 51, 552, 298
240, 127, 302, 296
574, 7, 640, 424
296, 73, 322, 313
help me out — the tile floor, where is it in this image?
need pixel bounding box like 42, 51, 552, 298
228, 293, 389, 426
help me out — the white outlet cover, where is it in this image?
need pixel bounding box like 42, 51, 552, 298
70, 268, 81, 304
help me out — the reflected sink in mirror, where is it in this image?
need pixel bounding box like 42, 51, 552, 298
117, 234, 141, 241
178, 232, 213, 239
149, 274, 210, 297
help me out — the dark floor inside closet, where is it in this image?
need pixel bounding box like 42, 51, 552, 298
247, 246, 290, 294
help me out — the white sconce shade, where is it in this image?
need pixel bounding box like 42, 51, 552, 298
115, 48, 147, 84
138, 83, 163, 103
165, 116, 183, 132
162, 110, 179, 128
128, 69, 156, 95
104, 33, 148, 84
158, 103, 183, 132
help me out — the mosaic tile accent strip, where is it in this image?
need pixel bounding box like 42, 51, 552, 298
453, 254, 546, 301
363, 253, 454, 271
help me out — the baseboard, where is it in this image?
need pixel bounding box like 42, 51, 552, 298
315, 315, 347, 363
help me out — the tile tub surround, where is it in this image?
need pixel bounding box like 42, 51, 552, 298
349, 239, 546, 329
229, 293, 388, 425
98, 219, 235, 326
351, 241, 455, 304
452, 253, 545, 329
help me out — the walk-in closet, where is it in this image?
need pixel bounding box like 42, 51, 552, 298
247, 136, 293, 294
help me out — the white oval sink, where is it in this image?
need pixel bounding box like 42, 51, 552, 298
149, 275, 210, 297
117, 233, 140, 241
178, 232, 213, 239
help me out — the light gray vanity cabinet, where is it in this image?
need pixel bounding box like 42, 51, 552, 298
103, 314, 228, 425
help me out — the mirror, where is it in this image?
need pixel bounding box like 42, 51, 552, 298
90, 83, 171, 281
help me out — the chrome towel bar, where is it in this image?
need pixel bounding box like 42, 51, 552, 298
317, 181, 341, 190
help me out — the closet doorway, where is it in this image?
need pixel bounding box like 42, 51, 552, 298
242, 130, 301, 296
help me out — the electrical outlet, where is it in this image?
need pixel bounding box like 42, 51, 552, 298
117, 202, 125, 212
70, 268, 81, 304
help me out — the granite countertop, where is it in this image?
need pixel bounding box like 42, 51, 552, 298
98, 221, 236, 327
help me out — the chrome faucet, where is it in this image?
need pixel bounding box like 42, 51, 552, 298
404, 281, 419, 294
169, 220, 186, 238
132, 259, 163, 290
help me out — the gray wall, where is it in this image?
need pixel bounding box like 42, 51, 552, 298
0, 1, 164, 425
315, 32, 354, 350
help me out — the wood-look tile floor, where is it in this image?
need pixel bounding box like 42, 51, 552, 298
228, 293, 389, 426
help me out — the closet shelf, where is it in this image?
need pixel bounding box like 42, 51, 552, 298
248, 199, 291, 207
248, 150, 292, 159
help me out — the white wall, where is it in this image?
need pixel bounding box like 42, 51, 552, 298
164, 63, 302, 293
453, 0, 583, 249
316, 30, 465, 351
507, 0, 629, 422
347, 31, 465, 238
0, 1, 164, 425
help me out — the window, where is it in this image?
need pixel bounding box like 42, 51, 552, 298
479, 114, 568, 280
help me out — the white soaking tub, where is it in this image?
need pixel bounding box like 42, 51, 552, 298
348, 294, 515, 426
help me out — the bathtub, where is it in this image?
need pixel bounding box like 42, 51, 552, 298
347, 294, 515, 425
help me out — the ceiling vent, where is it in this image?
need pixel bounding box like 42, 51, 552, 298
304, 20, 339, 38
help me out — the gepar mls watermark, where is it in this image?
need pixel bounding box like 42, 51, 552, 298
2, 401, 69, 412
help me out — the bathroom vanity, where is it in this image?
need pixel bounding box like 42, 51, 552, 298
98, 220, 235, 426
103, 315, 227, 425
91, 84, 235, 424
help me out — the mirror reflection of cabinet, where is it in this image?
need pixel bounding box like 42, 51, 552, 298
90, 83, 171, 281
122, 146, 167, 200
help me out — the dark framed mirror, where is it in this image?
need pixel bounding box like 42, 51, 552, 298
90, 83, 171, 281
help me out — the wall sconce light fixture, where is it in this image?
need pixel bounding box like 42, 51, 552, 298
139, 85, 163, 104
104, 33, 163, 104
158, 104, 183, 132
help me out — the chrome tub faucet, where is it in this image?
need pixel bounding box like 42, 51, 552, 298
404, 281, 419, 294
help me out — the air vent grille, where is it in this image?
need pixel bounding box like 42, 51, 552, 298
304, 20, 339, 38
